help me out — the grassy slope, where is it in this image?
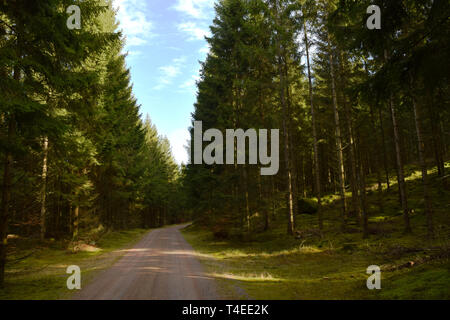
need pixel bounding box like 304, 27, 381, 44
0, 228, 150, 300
182, 162, 450, 300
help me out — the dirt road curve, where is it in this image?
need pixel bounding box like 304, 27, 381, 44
73, 224, 220, 300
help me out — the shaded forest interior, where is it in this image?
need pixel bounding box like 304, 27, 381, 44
183, 0, 450, 298
1, 0, 449, 296
185, 0, 449, 241
0, 0, 188, 287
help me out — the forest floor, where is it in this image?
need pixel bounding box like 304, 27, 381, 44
182, 161, 450, 300
0, 228, 150, 299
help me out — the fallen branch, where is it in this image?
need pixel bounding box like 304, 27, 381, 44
382, 249, 450, 272
6, 250, 40, 264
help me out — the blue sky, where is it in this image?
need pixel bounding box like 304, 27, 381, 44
112, 0, 216, 164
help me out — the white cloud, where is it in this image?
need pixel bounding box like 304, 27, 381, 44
160, 66, 181, 81
173, 0, 215, 19
180, 74, 200, 90
173, 57, 187, 64
167, 46, 182, 51
199, 43, 210, 55
126, 36, 148, 47
153, 57, 187, 90
113, 0, 154, 48
127, 50, 143, 57
177, 22, 211, 41
168, 129, 190, 165
174, 0, 214, 41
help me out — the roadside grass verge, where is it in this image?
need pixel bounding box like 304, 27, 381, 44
183, 225, 449, 299
0, 228, 150, 300
182, 162, 450, 300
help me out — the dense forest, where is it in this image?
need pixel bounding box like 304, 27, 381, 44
0, 0, 449, 296
0, 0, 188, 286
185, 0, 449, 238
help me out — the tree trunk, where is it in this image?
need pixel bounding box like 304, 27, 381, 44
259, 174, 269, 231
40, 137, 49, 240
271, 176, 277, 221
275, 4, 294, 235
339, 50, 360, 222
279, 58, 295, 235
328, 36, 347, 230
359, 153, 369, 238
286, 78, 299, 230
369, 105, 384, 213
427, 90, 445, 177
73, 205, 79, 240
364, 61, 384, 213
379, 107, 391, 190
0, 62, 20, 286
410, 74, 434, 238
385, 51, 411, 233
389, 97, 411, 233
243, 166, 251, 233
356, 132, 369, 238
0, 116, 15, 287
304, 21, 323, 230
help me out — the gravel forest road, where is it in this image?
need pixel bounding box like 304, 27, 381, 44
73, 224, 220, 300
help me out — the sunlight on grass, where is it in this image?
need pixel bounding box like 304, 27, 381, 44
208, 244, 324, 260
258, 245, 323, 257
368, 215, 391, 222
405, 170, 423, 182
181, 161, 450, 300
211, 272, 282, 282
